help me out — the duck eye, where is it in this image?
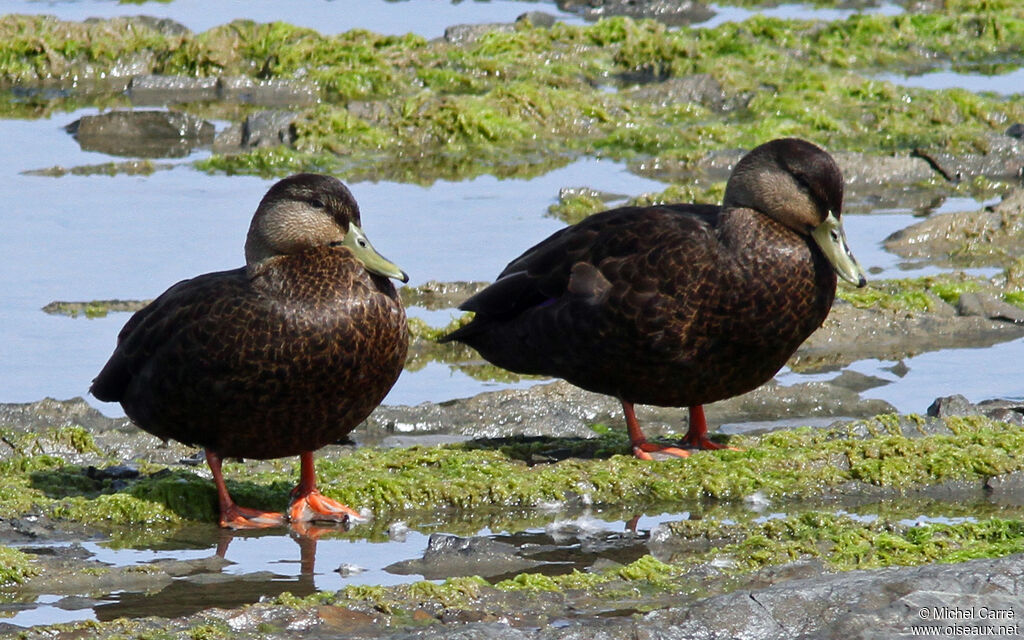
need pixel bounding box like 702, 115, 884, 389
310, 198, 326, 209
329, 241, 343, 247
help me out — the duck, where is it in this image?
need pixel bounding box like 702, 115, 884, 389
442, 138, 867, 460
91, 173, 409, 528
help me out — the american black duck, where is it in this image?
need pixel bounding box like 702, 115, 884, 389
92, 173, 409, 528
443, 138, 866, 459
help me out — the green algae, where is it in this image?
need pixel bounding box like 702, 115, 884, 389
838, 273, 990, 312
0, 414, 1019, 533
0, 546, 38, 587
668, 511, 1024, 572
4, 6, 1024, 182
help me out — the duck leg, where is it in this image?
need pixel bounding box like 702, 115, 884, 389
206, 450, 285, 529
682, 405, 734, 450
623, 401, 691, 460
288, 451, 365, 524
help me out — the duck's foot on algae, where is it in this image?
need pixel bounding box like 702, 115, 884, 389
289, 489, 366, 524
632, 441, 691, 461
681, 433, 741, 451
220, 504, 287, 530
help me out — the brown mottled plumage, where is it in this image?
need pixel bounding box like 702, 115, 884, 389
92, 173, 409, 528
443, 138, 866, 459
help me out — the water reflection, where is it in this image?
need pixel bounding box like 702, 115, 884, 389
878, 68, 1024, 95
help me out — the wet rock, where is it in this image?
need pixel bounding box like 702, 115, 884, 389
242, 110, 298, 148
819, 370, 888, 393
794, 302, 1024, 371
66, 110, 215, 158
365, 375, 893, 441
24, 161, 173, 178
516, 11, 560, 28
385, 533, 545, 579
128, 74, 218, 105
1008, 123, 1024, 139
214, 110, 298, 152
638, 554, 1024, 640
400, 280, 488, 310
927, 394, 980, 418
913, 135, 1024, 182
217, 76, 318, 106
444, 22, 514, 44
0, 396, 127, 434
558, 0, 715, 26
986, 471, 1024, 505
886, 187, 1024, 267
957, 292, 1024, 323
623, 74, 743, 112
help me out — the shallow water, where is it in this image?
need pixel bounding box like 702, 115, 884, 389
878, 67, 1024, 96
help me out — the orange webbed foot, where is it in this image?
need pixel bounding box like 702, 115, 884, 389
681, 433, 741, 451
632, 441, 691, 461
288, 488, 366, 525
219, 504, 286, 530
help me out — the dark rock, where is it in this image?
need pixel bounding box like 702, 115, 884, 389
1007, 122, 1024, 139
957, 292, 1024, 323
66, 110, 214, 158
624, 74, 740, 112
986, 471, 1024, 505
517, 11, 560, 28
385, 533, 545, 580
128, 75, 218, 105
241, 110, 298, 148
828, 370, 890, 393
86, 464, 140, 480
927, 394, 980, 418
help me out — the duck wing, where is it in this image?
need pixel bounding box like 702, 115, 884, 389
89, 268, 253, 420
444, 203, 720, 342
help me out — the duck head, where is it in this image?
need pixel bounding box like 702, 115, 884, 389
723, 138, 867, 288
244, 173, 409, 282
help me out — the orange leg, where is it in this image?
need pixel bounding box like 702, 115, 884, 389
206, 450, 285, 530
623, 401, 690, 460
288, 451, 365, 524
683, 405, 738, 450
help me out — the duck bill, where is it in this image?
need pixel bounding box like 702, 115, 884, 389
811, 212, 867, 288
343, 223, 409, 283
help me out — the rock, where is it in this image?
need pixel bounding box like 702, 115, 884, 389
444, 23, 514, 44
638, 554, 1024, 640
385, 533, 545, 579
794, 302, 1024, 371
927, 394, 980, 418
241, 110, 298, 148
986, 471, 1024, 505
128, 74, 218, 105
957, 292, 1024, 323
558, 0, 715, 26
364, 377, 895, 441
623, 74, 742, 112
1008, 123, 1024, 139
66, 110, 214, 158
516, 12, 560, 28
217, 76, 318, 106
